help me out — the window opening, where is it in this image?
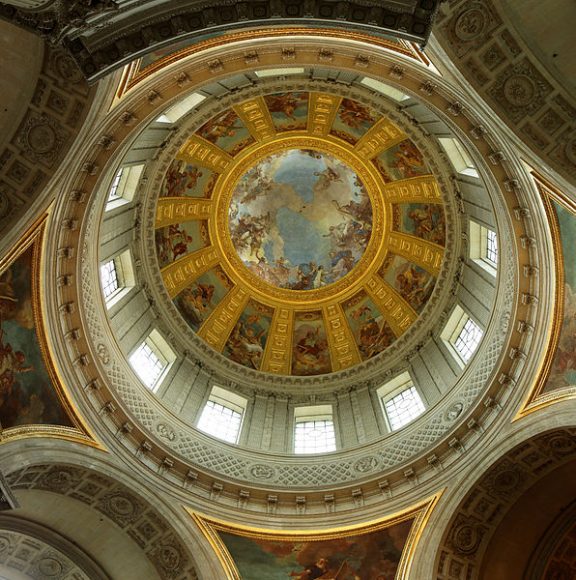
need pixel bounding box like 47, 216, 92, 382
197, 386, 246, 444
100, 259, 120, 298
453, 317, 483, 363
129, 330, 175, 391
383, 386, 426, 431
293, 405, 336, 454
485, 228, 498, 265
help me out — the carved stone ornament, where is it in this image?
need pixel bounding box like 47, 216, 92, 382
98, 491, 143, 525
156, 423, 177, 442
445, 401, 464, 422
153, 540, 185, 576
452, 522, 482, 555
3, 1, 118, 42
16, 113, 65, 167
454, 8, 488, 41
248, 464, 276, 480
96, 343, 110, 365
353, 456, 379, 473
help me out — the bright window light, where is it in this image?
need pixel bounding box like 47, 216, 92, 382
105, 164, 145, 210
360, 77, 409, 101
197, 400, 243, 443
485, 229, 498, 265
469, 221, 498, 275
255, 67, 305, 78
100, 259, 120, 298
293, 405, 336, 454
129, 330, 175, 391
384, 386, 425, 430
108, 168, 123, 199
438, 137, 479, 178
453, 317, 483, 363
294, 419, 336, 454
156, 92, 206, 124
100, 250, 135, 308
197, 386, 246, 443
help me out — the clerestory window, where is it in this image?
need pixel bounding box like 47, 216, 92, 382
293, 405, 336, 454
196, 386, 246, 444
129, 330, 175, 391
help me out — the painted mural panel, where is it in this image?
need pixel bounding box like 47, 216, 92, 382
544, 202, 576, 392
223, 300, 272, 370
380, 254, 436, 314
330, 98, 378, 144
344, 292, 395, 360
264, 92, 308, 132
292, 312, 331, 375
228, 149, 372, 290
218, 517, 414, 580
0, 246, 72, 429
395, 203, 446, 246
155, 220, 209, 268
160, 158, 217, 198
373, 139, 430, 182
174, 267, 232, 332
197, 109, 255, 155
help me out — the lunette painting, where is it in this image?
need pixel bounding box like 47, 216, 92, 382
0, 245, 73, 429
217, 516, 414, 580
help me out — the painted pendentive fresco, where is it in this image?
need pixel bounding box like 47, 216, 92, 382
155, 220, 208, 268
217, 517, 414, 580
544, 202, 576, 392
264, 92, 308, 132
292, 312, 331, 375
373, 139, 430, 182
0, 246, 73, 429
197, 109, 255, 155
396, 203, 446, 246
160, 158, 217, 198
228, 149, 372, 290
223, 301, 273, 370
380, 255, 436, 314
344, 293, 395, 360
330, 98, 378, 144
174, 267, 232, 332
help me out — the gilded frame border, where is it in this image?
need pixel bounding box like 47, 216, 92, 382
0, 213, 100, 447
190, 492, 441, 579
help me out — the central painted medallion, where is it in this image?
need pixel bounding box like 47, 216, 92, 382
228, 149, 373, 291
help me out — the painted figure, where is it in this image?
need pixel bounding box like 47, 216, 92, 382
407, 204, 445, 245
338, 99, 375, 129
226, 312, 268, 370
265, 93, 307, 119
198, 110, 242, 143
156, 224, 195, 265
391, 140, 426, 178
351, 304, 394, 359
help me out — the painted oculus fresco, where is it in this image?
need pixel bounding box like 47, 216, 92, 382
228, 149, 373, 291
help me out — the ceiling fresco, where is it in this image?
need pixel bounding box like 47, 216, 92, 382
154, 92, 448, 376
229, 149, 372, 290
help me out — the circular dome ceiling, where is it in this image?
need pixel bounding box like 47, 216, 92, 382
154, 92, 447, 376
